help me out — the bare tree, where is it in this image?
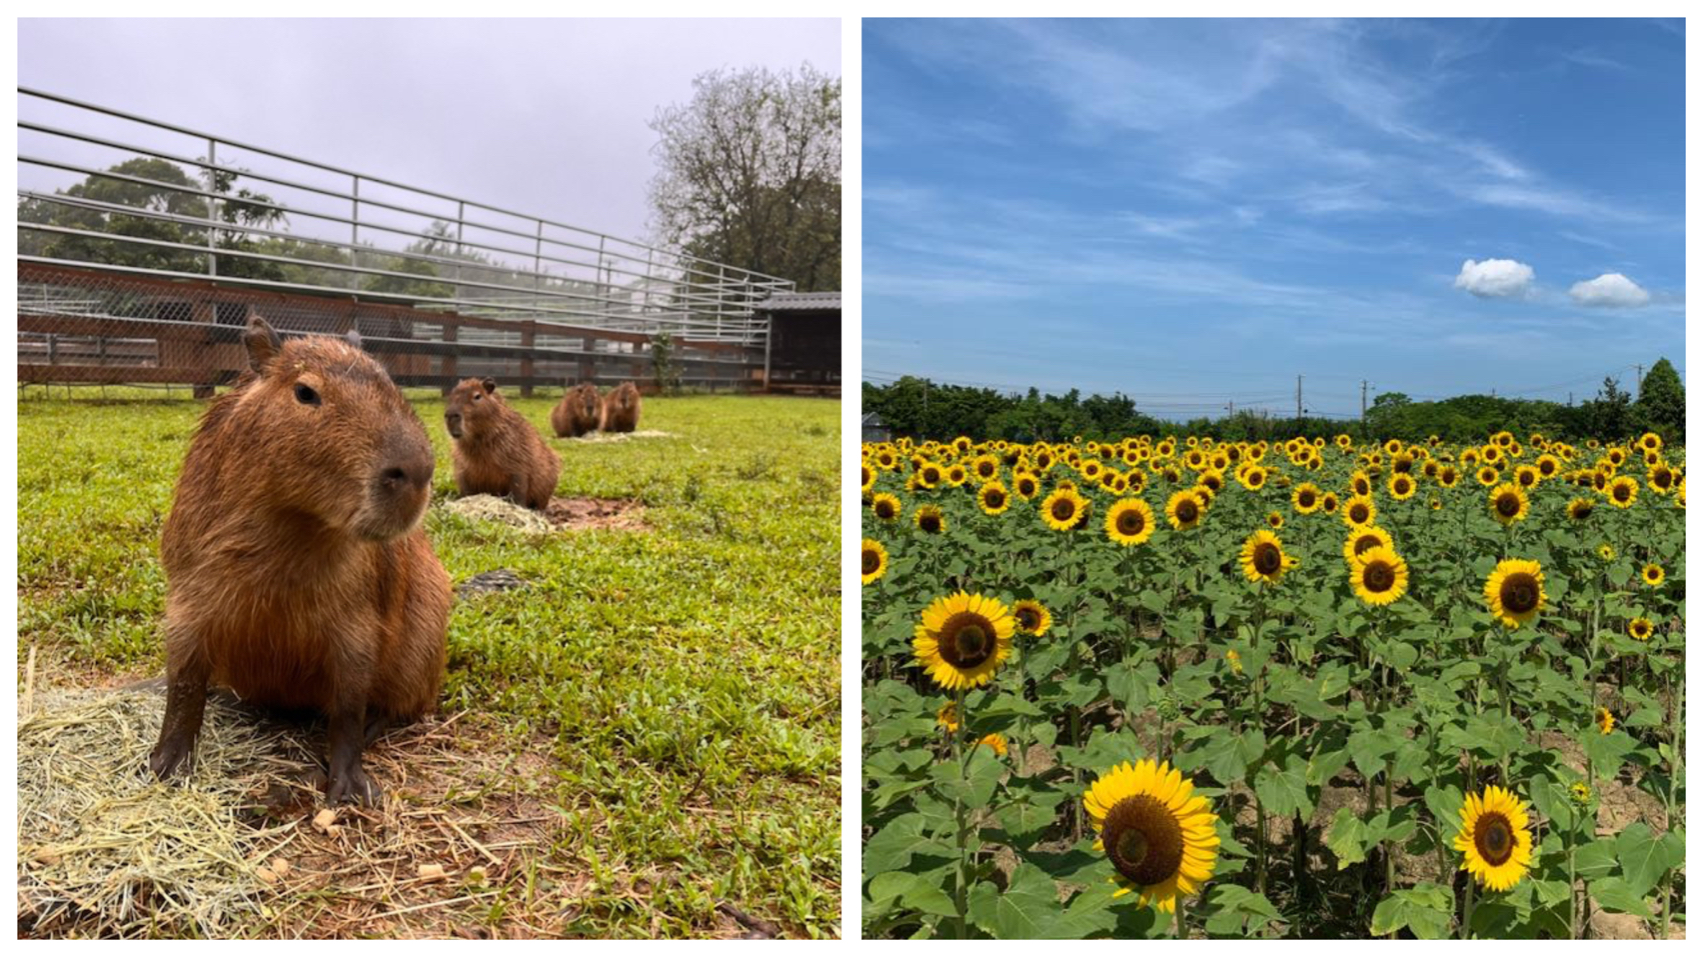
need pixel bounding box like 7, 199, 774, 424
648, 64, 841, 292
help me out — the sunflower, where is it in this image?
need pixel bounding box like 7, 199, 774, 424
1607, 476, 1638, 508
1350, 546, 1409, 605
1083, 759, 1219, 913
936, 701, 961, 732
1485, 559, 1546, 629
1454, 785, 1533, 892
1014, 472, 1040, 500
1438, 465, 1461, 488
1596, 707, 1616, 735
1238, 465, 1268, 491
861, 461, 875, 493
1105, 498, 1157, 547
1041, 487, 1090, 532
1566, 497, 1595, 522
1240, 529, 1297, 584
872, 493, 902, 522
1570, 781, 1592, 805
1628, 617, 1654, 640
916, 462, 943, 489
1292, 482, 1323, 514
946, 464, 969, 487
1265, 510, 1285, 530
1342, 496, 1378, 528
1477, 465, 1500, 487
1225, 650, 1244, 675
913, 592, 1015, 691
1599, 543, 1616, 562
861, 539, 888, 585
978, 482, 1011, 516
971, 453, 1001, 482
1488, 482, 1529, 526
977, 733, 1009, 757
1642, 563, 1665, 587
1387, 473, 1417, 500
1013, 599, 1052, 636
1166, 489, 1204, 531
915, 504, 946, 535
1342, 525, 1395, 565
1514, 465, 1539, 488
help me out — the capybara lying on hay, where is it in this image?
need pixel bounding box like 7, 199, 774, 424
444, 377, 561, 511
149, 317, 452, 805
602, 381, 641, 434
550, 383, 602, 438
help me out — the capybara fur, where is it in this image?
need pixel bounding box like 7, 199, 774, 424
602, 382, 641, 434
149, 317, 452, 805
550, 383, 602, 438
444, 377, 562, 510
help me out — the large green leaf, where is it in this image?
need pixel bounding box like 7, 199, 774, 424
1370, 882, 1454, 939
864, 813, 955, 874
1613, 822, 1685, 897
966, 862, 1060, 939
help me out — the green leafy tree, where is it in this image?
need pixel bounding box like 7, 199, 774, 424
1634, 357, 1685, 443
648, 64, 841, 292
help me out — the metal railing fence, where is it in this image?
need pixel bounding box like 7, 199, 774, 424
17, 86, 793, 395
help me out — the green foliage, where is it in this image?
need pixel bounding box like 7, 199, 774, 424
648, 64, 841, 291
19, 392, 840, 938
862, 428, 1685, 938
866, 372, 1684, 445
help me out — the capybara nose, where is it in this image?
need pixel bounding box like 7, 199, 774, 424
379, 459, 433, 492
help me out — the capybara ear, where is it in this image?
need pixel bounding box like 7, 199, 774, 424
345, 328, 364, 352
245, 316, 283, 373
481, 377, 498, 395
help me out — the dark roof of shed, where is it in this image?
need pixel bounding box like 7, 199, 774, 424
754, 291, 841, 312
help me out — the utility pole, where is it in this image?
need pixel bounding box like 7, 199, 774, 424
1296, 374, 1303, 423
1360, 379, 1368, 422
1568, 391, 1573, 407
1636, 365, 1644, 397
1227, 399, 1235, 418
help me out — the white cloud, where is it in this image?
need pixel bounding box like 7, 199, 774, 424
1569, 273, 1650, 308
1454, 258, 1535, 298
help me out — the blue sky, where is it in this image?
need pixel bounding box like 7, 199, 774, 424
863, 18, 1685, 420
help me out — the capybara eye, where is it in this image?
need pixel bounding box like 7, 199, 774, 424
294, 383, 321, 406
473, 393, 483, 402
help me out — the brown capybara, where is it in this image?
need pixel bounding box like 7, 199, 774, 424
550, 383, 602, 438
444, 377, 561, 510
149, 317, 452, 805
602, 382, 641, 434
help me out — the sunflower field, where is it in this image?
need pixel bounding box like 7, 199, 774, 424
860, 430, 1685, 939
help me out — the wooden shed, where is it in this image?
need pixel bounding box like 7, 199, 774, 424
756, 291, 840, 396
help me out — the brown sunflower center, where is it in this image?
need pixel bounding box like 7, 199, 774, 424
1052, 497, 1077, 521
1253, 542, 1283, 576
1298, 491, 1316, 508
1362, 560, 1396, 593
1354, 534, 1382, 556
1117, 509, 1146, 535
1474, 812, 1515, 866
1614, 484, 1632, 502
875, 500, 897, 519
1395, 478, 1412, 494
1102, 794, 1186, 888
938, 613, 996, 668
1500, 573, 1540, 615
1175, 500, 1199, 523
1495, 492, 1521, 517
1655, 468, 1672, 488
862, 548, 881, 575
1350, 504, 1370, 524
1571, 501, 1591, 520
1016, 606, 1040, 631
984, 489, 1006, 508
923, 467, 940, 483
920, 512, 942, 533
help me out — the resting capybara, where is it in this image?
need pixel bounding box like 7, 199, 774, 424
149, 317, 452, 805
602, 381, 642, 434
444, 377, 562, 510
550, 383, 602, 438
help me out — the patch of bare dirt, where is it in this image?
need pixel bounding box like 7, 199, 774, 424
545, 496, 649, 532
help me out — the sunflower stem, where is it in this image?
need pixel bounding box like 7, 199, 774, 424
951, 687, 970, 939
1460, 871, 1476, 939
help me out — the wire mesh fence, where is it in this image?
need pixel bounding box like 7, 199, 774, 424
16, 86, 793, 397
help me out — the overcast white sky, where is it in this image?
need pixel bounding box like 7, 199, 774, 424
18, 18, 841, 250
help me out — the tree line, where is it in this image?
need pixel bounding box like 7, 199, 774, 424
863, 361, 1685, 446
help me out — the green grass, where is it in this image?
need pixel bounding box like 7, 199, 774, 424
18, 390, 841, 938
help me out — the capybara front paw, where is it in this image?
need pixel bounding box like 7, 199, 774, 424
327, 763, 379, 806
148, 736, 193, 781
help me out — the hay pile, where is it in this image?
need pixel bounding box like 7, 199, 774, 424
441, 494, 552, 533
566, 429, 673, 444
17, 686, 309, 937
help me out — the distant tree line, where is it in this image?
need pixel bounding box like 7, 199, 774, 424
863, 361, 1684, 445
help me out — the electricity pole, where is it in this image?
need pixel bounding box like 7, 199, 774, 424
1360, 379, 1368, 422
1296, 374, 1303, 423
